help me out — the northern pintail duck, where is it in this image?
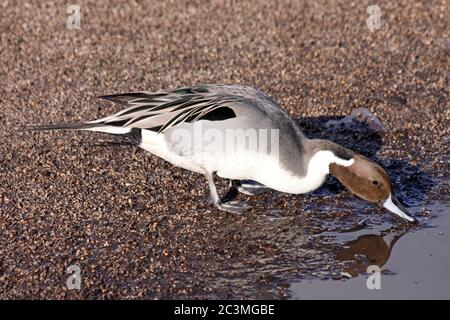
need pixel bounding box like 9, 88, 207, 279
32, 84, 415, 222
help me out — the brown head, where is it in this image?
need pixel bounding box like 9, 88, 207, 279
329, 154, 415, 222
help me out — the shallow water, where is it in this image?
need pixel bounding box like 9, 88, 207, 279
289, 201, 450, 299
285, 114, 450, 299
210, 114, 449, 300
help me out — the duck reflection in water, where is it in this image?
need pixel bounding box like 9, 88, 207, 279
337, 228, 407, 277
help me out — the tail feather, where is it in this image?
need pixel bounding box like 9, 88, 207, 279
25, 123, 132, 134
25, 123, 103, 131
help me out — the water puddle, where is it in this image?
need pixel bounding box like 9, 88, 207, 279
191, 112, 447, 299
289, 201, 450, 299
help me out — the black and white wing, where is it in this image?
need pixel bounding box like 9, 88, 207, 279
89, 86, 244, 134
29, 85, 295, 138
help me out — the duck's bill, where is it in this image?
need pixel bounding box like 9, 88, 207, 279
382, 194, 415, 222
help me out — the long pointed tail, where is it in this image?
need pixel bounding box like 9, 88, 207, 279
25, 123, 142, 147
26, 123, 102, 131
25, 123, 132, 134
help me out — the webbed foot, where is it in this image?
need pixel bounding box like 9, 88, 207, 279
216, 200, 252, 214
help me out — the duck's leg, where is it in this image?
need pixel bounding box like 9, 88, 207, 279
232, 180, 268, 195
221, 180, 267, 202
205, 172, 251, 214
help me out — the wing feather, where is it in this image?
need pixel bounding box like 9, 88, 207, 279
94, 89, 238, 133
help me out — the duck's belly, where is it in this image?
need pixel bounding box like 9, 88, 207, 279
213, 152, 326, 194
141, 128, 328, 194
140, 129, 206, 174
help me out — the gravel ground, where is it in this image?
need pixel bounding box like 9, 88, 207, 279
0, 0, 448, 299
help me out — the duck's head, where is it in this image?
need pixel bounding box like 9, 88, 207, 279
329, 154, 415, 223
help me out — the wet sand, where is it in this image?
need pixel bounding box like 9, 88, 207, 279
0, 0, 448, 298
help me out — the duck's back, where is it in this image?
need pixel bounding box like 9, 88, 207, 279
161, 85, 309, 178
97, 84, 309, 179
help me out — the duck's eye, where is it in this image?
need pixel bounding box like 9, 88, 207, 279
371, 180, 379, 186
